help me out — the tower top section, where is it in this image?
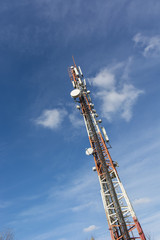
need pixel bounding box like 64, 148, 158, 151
68, 59, 86, 90
68, 59, 111, 147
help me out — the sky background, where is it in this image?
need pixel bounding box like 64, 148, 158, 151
0, 0, 160, 239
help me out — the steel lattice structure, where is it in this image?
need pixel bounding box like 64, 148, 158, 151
68, 59, 146, 240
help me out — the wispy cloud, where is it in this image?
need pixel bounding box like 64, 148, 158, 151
16, 169, 102, 240
83, 225, 99, 232
21, 194, 42, 201
133, 197, 151, 206
32, 230, 56, 240
71, 202, 94, 212
35, 108, 67, 129
90, 61, 144, 121
69, 111, 84, 128
0, 201, 11, 208
18, 169, 99, 221
0, 0, 129, 52
141, 211, 160, 240
48, 170, 99, 202
133, 33, 160, 57
31, 226, 70, 240
31, 222, 84, 240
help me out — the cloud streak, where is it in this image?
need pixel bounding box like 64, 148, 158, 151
14, 169, 102, 240
133, 197, 151, 206
69, 111, 84, 128
133, 33, 160, 57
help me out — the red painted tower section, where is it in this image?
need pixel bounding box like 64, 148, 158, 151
68, 59, 146, 240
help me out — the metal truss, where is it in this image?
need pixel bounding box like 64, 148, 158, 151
68, 59, 146, 240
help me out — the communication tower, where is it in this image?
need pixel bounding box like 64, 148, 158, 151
68, 59, 146, 240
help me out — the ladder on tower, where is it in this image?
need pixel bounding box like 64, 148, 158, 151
68, 59, 146, 240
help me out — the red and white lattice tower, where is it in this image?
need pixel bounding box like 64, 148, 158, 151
68, 58, 146, 240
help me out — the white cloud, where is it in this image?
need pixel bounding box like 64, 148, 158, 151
91, 68, 115, 90
133, 198, 151, 205
133, 33, 160, 57
90, 62, 143, 121
83, 225, 98, 232
35, 108, 67, 129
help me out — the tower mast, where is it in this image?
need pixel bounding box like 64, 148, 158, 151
68, 60, 146, 240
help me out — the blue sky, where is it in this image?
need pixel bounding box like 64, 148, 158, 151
0, 0, 160, 239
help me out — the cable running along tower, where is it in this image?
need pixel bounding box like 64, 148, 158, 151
68, 59, 146, 240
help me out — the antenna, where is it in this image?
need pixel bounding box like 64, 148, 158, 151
72, 56, 77, 67
68, 61, 146, 240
